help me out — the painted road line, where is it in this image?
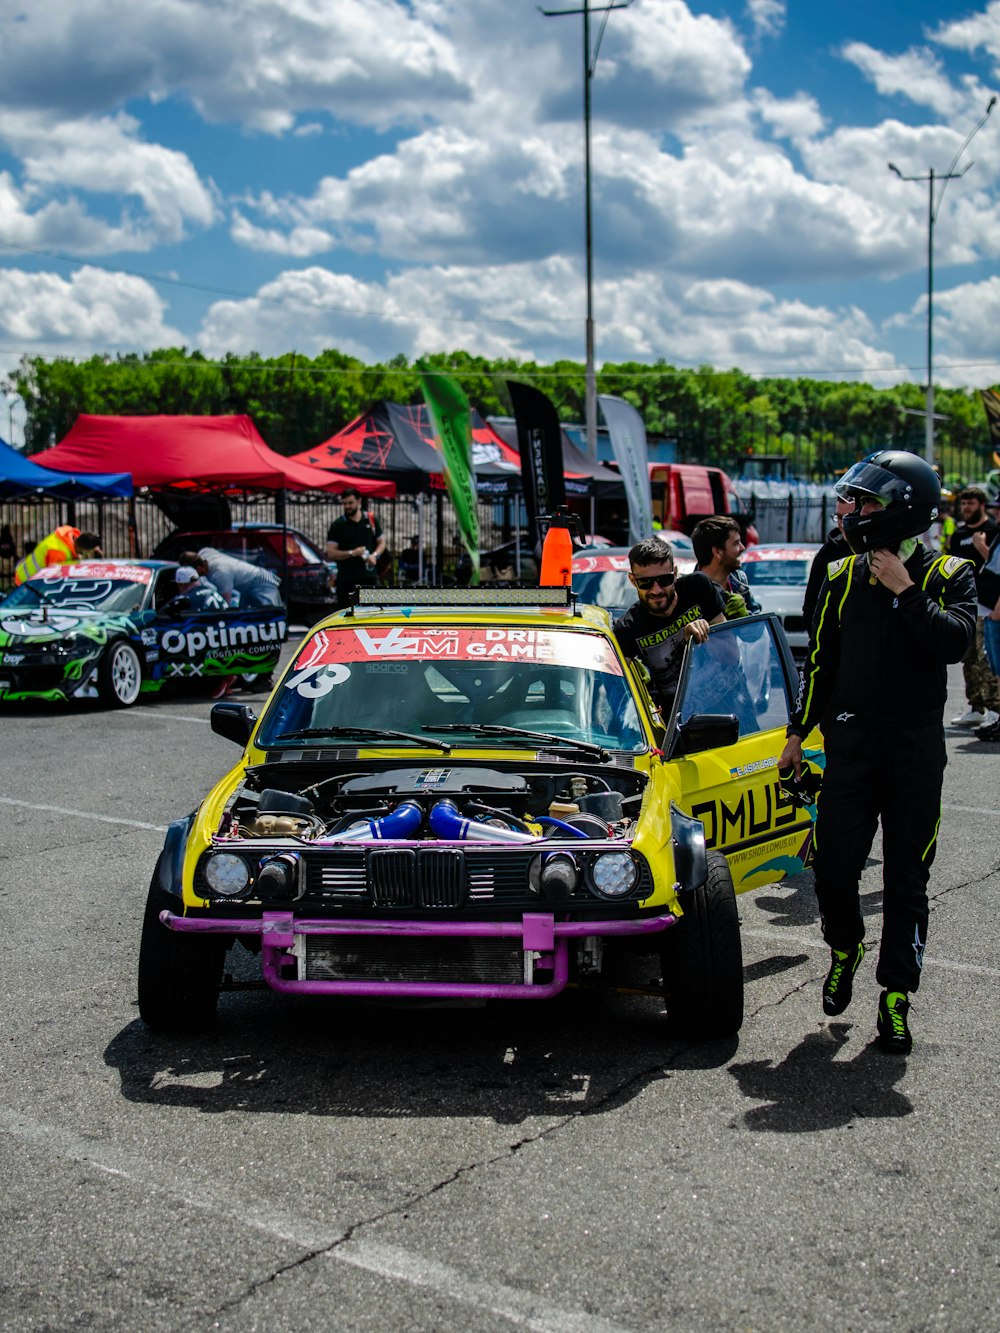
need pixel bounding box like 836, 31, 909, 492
941, 803, 999, 815
0, 796, 168, 833
0, 1107, 633, 1333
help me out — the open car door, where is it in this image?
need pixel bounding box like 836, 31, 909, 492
664, 615, 822, 891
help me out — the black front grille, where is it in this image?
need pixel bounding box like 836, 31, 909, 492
0, 665, 70, 692
305, 935, 524, 984
783, 615, 805, 633
370, 849, 418, 905
369, 848, 467, 908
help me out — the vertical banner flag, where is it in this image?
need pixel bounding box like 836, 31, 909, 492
598, 395, 653, 545
420, 367, 480, 584
507, 381, 566, 537
980, 388, 1000, 453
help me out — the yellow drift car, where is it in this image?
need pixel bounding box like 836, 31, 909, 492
138, 588, 822, 1040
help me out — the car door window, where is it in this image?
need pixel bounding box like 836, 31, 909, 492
674, 618, 791, 739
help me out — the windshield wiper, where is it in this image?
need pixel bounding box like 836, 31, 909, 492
280, 725, 451, 753
424, 723, 608, 760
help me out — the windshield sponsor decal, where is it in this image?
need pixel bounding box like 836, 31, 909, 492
292, 627, 623, 674
34, 563, 153, 584
573, 554, 630, 574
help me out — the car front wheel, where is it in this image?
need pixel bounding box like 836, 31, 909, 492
661, 850, 744, 1039
137, 880, 227, 1032
97, 640, 142, 707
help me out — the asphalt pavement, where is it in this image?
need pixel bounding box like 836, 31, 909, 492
0, 647, 997, 1332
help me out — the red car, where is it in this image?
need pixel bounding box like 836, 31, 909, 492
153, 524, 334, 623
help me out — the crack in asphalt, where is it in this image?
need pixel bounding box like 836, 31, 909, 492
208, 1057, 680, 1320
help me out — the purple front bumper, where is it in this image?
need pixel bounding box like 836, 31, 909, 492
161, 909, 678, 1000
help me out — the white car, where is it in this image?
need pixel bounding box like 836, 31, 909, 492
740, 544, 820, 662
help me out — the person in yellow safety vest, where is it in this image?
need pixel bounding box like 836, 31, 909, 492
13, 527, 102, 585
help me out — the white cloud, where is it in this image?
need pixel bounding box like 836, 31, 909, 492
746, 1, 786, 41
193, 259, 903, 382
932, 2, 1000, 70
840, 42, 963, 116
0, 111, 218, 252
0, 0, 469, 134
753, 89, 825, 143
910, 274, 1000, 386
0, 266, 183, 350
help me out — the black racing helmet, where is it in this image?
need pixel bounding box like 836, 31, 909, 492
837, 450, 941, 554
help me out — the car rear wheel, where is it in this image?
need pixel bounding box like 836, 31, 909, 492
661, 851, 743, 1039
137, 880, 228, 1032
236, 671, 272, 691
97, 640, 142, 708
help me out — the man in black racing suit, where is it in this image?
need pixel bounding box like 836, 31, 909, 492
779, 450, 976, 1054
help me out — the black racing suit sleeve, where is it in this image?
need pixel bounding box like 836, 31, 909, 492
893, 559, 977, 662
787, 566, 842, 738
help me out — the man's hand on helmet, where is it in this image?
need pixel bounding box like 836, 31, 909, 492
868, 549, 913, 594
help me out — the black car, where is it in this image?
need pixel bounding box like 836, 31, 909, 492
152, 524, 335, 622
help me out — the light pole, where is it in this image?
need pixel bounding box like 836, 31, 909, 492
540, 0, 633, 459
889, 96, 996, 465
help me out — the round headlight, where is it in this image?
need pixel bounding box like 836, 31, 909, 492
590, 852, 638, 898
204, 852, 251, 896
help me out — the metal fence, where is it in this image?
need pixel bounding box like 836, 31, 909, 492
0, 491, 527, 593
736, 486, 838, 544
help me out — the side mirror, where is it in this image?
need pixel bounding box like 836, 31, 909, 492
211, 701, 257, 747
674, 712, 740, 756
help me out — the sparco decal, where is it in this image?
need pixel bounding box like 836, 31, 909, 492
161, 619, 285, 657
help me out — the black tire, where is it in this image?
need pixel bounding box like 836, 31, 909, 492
236, 671, 273, 691
137, 880, 227, 1032
661, 851, 743, 1039
97, 640, 142, 708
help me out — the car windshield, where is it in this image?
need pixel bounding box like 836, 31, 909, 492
2, 575, 147, 614
743, 559, 812, 587
256, 623, 645, 752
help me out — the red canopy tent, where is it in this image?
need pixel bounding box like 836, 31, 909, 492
33, 414, 394, 496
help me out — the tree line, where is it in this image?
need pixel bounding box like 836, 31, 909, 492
5, 346, 997, 485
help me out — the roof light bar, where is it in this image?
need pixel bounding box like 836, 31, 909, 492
353, 586, 574, 609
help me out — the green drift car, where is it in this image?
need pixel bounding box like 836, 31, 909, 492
0, 559, 286, 707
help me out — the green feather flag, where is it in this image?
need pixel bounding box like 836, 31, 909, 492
420, 367, 480, 585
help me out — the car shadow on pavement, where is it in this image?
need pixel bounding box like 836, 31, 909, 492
728, 1023, 912, 1132
104, 988, 736, 1126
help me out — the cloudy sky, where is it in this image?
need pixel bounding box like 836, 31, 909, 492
1, 0, 999, 440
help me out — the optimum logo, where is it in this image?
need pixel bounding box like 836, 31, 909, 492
161, 619, 284, 656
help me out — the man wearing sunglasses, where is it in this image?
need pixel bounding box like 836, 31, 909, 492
613, 535, 726, 713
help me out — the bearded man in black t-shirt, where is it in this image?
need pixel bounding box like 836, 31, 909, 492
613, 535, 726, 712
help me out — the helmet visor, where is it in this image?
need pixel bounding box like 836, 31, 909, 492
835, 460, 914, 506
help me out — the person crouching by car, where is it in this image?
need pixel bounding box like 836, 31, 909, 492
779, 451, 976, 1055
14, 527, 102, 585
691, 515, 761, 619
173, 564, 227, 611
613, 535, 725, 715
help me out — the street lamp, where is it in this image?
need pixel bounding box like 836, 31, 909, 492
540, 0, 633, 460
888, 96, 996, 465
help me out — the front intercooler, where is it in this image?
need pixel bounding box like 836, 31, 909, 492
305, 934, 525, 985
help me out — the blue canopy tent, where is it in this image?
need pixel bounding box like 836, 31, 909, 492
0, 437, 132, 498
